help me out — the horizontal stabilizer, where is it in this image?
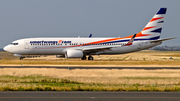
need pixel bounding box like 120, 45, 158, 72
150, 37, 176, 43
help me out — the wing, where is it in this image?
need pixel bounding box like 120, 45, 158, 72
82, 45, 116, 53
82, 34, 137, 53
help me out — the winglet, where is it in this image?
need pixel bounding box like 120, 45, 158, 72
124, 34, 136, 46
89, 34, 92, 38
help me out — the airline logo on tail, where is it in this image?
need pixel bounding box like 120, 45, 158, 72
137, 8, 167, 40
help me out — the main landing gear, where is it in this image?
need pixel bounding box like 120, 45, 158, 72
81, 55, 94, 60
81, 55, 87, 60
19, 57, 25, 60
88, 55, 93, 60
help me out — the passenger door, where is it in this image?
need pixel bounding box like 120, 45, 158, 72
24, 40, 29, 49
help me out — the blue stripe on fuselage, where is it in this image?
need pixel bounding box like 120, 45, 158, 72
101, 36, 160, 44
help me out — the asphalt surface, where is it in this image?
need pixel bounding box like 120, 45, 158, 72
0, 91, 180, 101
1, 66, 180, 70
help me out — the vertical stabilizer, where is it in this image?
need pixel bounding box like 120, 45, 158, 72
137, 8, 167, 40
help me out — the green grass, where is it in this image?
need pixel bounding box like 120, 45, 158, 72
123, 56, 129, 60
1, 75, 180, 91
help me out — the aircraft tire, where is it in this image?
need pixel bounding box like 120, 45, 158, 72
88, 56, 93, 60
81, 55, 86, 60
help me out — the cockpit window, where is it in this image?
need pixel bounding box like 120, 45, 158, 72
11, 43, 18, 45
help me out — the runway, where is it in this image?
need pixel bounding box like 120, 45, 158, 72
1, 66, 180, 70
0, 91, 180, 101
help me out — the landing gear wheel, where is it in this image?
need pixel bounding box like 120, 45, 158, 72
19, 57, 24, 60
88, 56, 93, 60
81, 55, 87, 60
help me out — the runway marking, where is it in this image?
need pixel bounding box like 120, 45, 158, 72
0, 97, 180, 99
1, 66, 180, 70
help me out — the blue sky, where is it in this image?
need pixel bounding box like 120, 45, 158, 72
0, 0, 179, 48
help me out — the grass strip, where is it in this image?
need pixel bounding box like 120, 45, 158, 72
1, 75, 180, 91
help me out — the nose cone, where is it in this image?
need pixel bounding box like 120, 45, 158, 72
3, 45, 10, 52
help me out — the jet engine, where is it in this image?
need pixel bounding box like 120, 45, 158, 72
55, 55, 65, 58
65, 50, 83, 58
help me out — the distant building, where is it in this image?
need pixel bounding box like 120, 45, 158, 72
150, 46, 180, 51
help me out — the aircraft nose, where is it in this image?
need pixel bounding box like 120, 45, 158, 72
3, 45, 10, 52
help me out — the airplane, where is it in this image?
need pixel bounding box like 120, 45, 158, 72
3, 8, 176, 60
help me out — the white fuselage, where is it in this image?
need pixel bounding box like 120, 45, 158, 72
3, 37, 161, 56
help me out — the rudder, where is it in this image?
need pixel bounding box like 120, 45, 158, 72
137, 8, 167, 40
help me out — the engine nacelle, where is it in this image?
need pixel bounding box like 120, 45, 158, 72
65, 50, 83, 58
55, 55, 65, 58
